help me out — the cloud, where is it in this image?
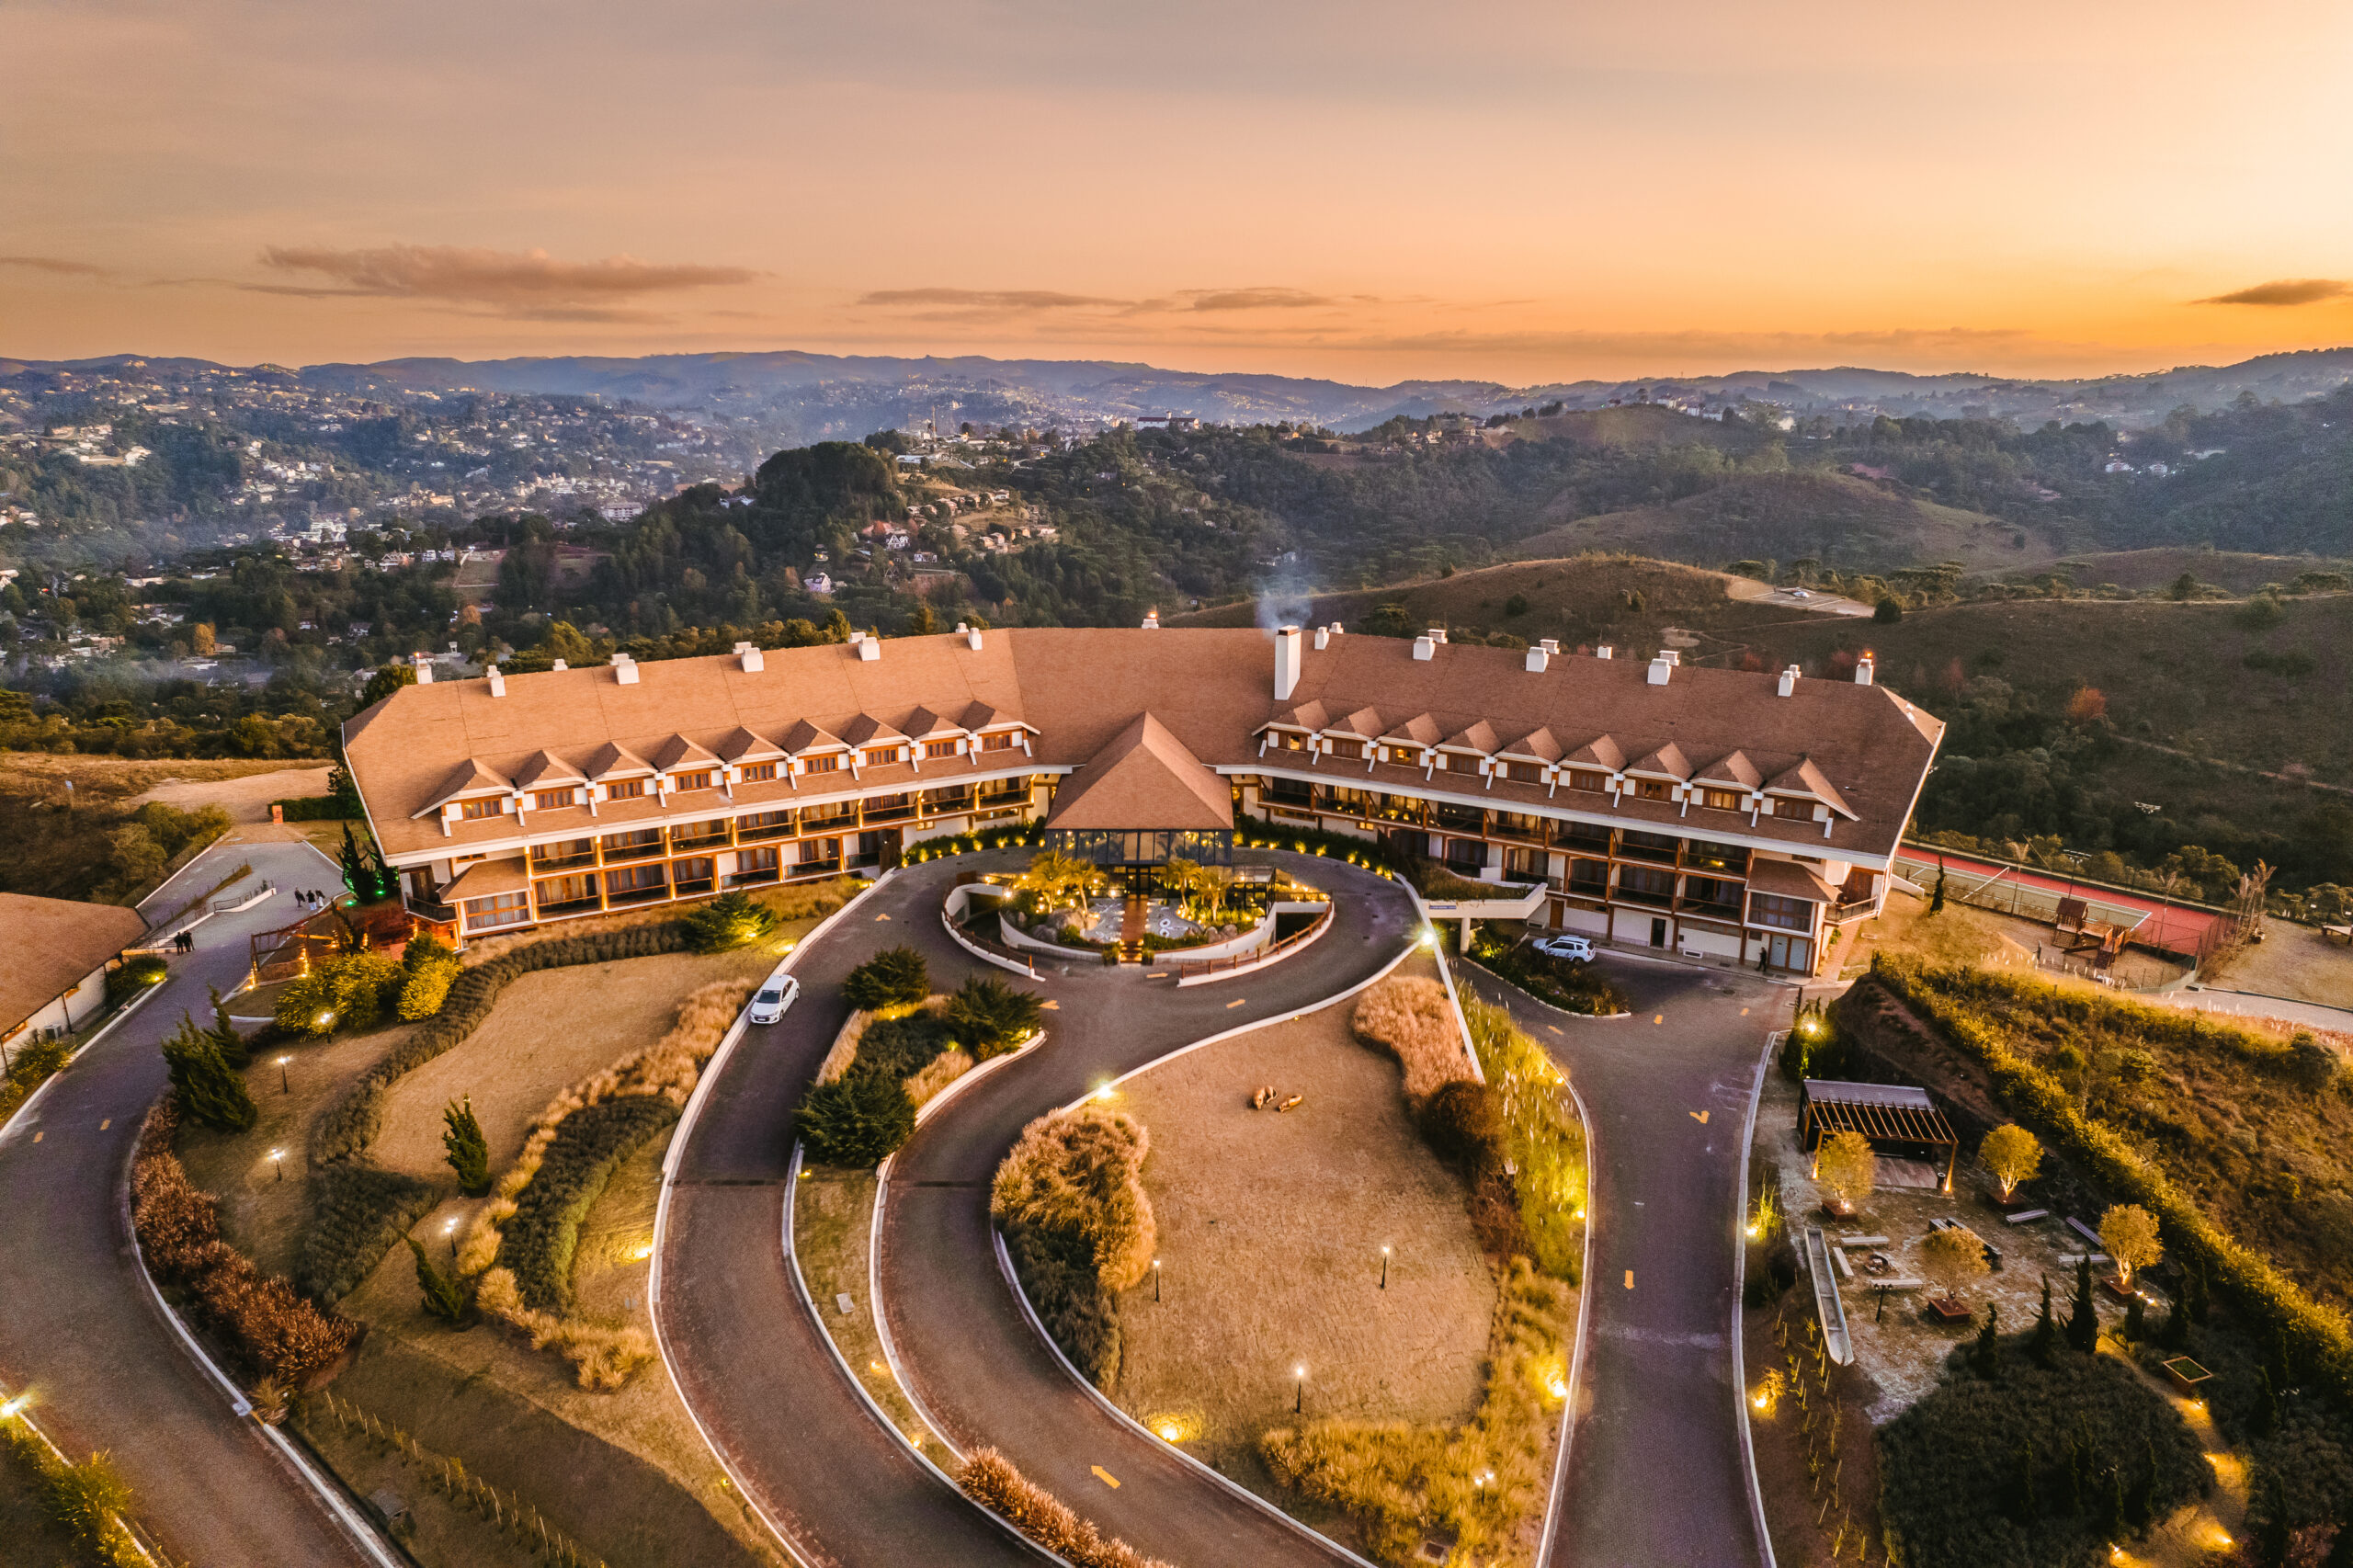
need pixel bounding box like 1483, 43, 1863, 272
0, 255, 108, 278
1173, 287, 1336, 312
256, 244, 759, 315
855, 287, 1129, 311
853, 284, 1366, 320
2194, 278, 2350, 307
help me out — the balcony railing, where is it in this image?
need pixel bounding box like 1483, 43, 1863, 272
1679, 899, 1745, 923
599, 835, 665, 864
737, 816, 797, 842
670, 824, 733, 851
1432, 803, 1485, 835
404, 892, 458, 926
801, 810, 858, 835
725, 866, 782, 888
535, 895, 602, 920
529, 848, 597, 873
862, 802, 915, 824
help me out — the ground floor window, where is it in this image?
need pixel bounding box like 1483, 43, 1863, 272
605, 863, 668, 903
729, 846, 781, 886
673, 856, 717, 895
534, 872, 599, 913
1749, 892, 1814, 931
462, 891, 530, 931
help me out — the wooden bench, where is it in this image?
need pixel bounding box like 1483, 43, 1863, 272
1832, 1248, 1854, 1280
1836, 1234, 1891, 1248
2066, 1216, 2104, 1249
2059, 1252, 2111, 1267
2003, 1209, 2050, 1225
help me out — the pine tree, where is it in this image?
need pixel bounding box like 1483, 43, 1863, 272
2030, 1274, 2058, 1367
2257, 1478, 2292, 1567
1973, 1301, 2002, 1380
2252, 1366, 2280, 1438
2004, 1440, 2038, 1523
2125, 1437, 2155, 1529
2158, 1290, 2190, 1350
206, 984, 250, 1068
2067, 1255, 2100, 1353
442, 1097, 490, 1197
2187, 1260, 2210, 1325
160, 1011, 256, 1131
2124, 1292, 2146, 1343
2062, 1432, 2087, 1516
1931, 866, 1948, 915
405, 1238, 469, 1323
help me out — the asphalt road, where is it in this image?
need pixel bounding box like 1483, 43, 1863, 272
874, 854, 1418, 1567
0, 835, 379, 1568
1463, 958, 1787, 1568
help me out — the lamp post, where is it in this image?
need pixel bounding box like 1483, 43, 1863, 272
277, 1055, 291, 1094
1380, 1245, 1390, 1290
1294, 1366, 1305, 1415
446, 1219, 459, 1261
269, 1149, 284, 1182
1153, 1257, 1161, 1302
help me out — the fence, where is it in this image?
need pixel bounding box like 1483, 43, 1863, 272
309, 1389, 608, 1568
1164, 903, 1335, 981
1895, 847, 2231, 962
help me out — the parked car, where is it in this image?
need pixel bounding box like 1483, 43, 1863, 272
748, 966, 801, 1026
1531, 934, 1595, 961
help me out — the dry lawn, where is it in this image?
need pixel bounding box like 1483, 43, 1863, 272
128, 763, 335, 823
371, 949, 771, 1181
1351, 974, 1472, 1100
792, 1166, 929, 1441
1852, 883, 2191, 994
2201, 924, 2353, 1009
1108, 993, 1496, 1497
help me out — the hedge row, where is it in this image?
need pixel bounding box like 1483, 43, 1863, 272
958, 1447, 1172, 1568
1870, 952, 2353, 1398
273, 796, 360, 821
299, 1162, 437, 1303
1005, 1221, 1123, 1390
308, 922, 687, 1165
501, 1096, 680, 1315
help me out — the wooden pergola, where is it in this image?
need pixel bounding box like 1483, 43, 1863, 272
1800, 1079, 1960, 1190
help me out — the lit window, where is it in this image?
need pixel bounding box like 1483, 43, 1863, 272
462, 891, 530, 929
738, 762, 777, 783
1701, 788, 1742, 812
459, 797, 504, 821
1634, 778, 1672, 801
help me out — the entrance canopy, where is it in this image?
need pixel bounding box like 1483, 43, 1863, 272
1042, 711, 1234, 867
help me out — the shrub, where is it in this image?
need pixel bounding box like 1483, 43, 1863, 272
1813, 1129, 1877, 1210
1980, 1124, 2042, 1202
943, 975, 1046, 1059
0, 1035, 72, 1124
1464, 931, 1631, 1017
1353, 975, 1472, 1100
395, 936, 460, 1021
443, 1096, 490, 1196
842, 945, 928, 1012
1260, 1260, 1575, 1564
1877, 1339, 2210, 1568
797, 1073, 917, 1167
500, 1096, 678, 1314
132, 1105, 360, 1386
957, 1448, 1173, 1568
1455, 988, 1586, 1281
107, 953, 169, 1006
1416, 1078, 1503, 1177
472, 1268, 656, 1390
298, 1161, 436, 1301
309, 921, 689, 1165
406, 1237, 470, 1323
905, 1049, 974, 1108
275, 950, 403, 1038
994, 1108, 1155, 1389
683, 890, 778, 953
0, 1423, 143, 1568
159, 1010, 256, 1131
1005, 1221, 1123, 1390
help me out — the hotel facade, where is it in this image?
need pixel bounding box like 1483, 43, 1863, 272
342, 622, 1944, 977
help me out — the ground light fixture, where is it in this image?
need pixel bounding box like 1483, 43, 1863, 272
315, 1010, 335, 1030
277, 1054, 291, 1094
1381, 1244, 1390, 1289
0, 1393, 29, 1419
1294, 1366, 1306, 1414
270, 1148, 284, 1181
1158, 1421, 1180, 1441
1153, 1257, 1161, 1301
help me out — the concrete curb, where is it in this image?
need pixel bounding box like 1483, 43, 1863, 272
1402, 882, 1488, 1085
991, 1227, 1381, 1568
1732, 1029, 1782, 1568
1534, 1066, 1600, 1568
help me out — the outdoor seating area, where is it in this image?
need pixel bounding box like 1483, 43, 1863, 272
1799, 1079, 1960, 1193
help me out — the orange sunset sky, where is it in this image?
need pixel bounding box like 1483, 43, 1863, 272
7, 0, 2353, 385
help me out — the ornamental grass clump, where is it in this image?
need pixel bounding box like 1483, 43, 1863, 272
1353, 975, 1472, 1101
1261, 1260, 1575, 1565
0, 1420, 144, 1568
298, 1161, 435, 1301
1456, 988, 1587, 1281
957, 1447, 1173, 1568
992, 1108, 1154, 1388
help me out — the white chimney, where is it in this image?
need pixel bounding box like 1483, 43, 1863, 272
1427, 627, 1448, 644
551, 658, 567, 672
1778, 665, 1800, 697
1412, 634, 1437, 661
734, 640, 764, 673
1274, 624, 1304, 699
858, 636, 882, 663
485, 664, 505, 698
1142, 608, 1160, 630
1540, 639, 1560, 655
1595, 645, 1613, 661
1525, 645, 1550, 673
1647, 653, 1675, 686
966, 627, 984, 652
955, 621, 969, 633
1328, 622, 1344, 637
1854, 653, 1875, 687
610, 653, 638, 686
1313, 626, 1330, 650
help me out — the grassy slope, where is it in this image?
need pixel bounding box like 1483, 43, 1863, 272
0, 754, 312, 903
1509, 469, 2053, 575
2030, 546, 2353, 594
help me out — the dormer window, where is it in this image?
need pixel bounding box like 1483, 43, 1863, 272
531, 788, 577, 811
458, 798, 504, 821
1634, 778, 1672, 801
1501, 761, 1544, 783
1566, 770, 1608, 793
861, 746, 906, 768
739, 762, 778, 783
1700, 788, 1742, 811
924, 739, 960, 759
1275, 732, 1306, 752
671, 769, 716, 791
801, 754, 842, 775
606, 779, 646, 801
980, 730, 1022, 752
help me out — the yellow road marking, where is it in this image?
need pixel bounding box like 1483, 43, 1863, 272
1041, 1000, 1060, 1010
98, 1119, 110, 1131
1091, 1465, 1120, 1489
32, 1131, 41, 1143
875, 913, 892, 920
1740, 1006, 1749, 1016
1547, 1025, 1563, 1037
1623, 1270, 1634, 1290
1690, 1110, 1710, 1124
1653, 1014, 1663, 1025
1226, 998, 1245, 1008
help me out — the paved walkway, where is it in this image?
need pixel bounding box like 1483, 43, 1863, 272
0, 834, 378, 1568
1463, 960, 1780, 1568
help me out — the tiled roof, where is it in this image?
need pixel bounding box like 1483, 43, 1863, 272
649, 733, 721, 773
512, 749, 585, 790
1694, 749, 1763, 790
415, 757, 510, 816
585, 742, 653, 780
1626, 743, 1694, 780
345, 629, 1940, 864
0, 892, 147, 1033
1040, 712, 1233, 832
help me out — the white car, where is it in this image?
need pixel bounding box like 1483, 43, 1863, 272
1787, 588, 1811, 600
1530, 934, 1595, 962
747, 967, 801, 1026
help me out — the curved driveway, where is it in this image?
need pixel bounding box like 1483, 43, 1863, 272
875, 855, 1416, 1567
0, 836, 378, 1568
657, 851, 1416, 1567
1463, 960, 1779, 1568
